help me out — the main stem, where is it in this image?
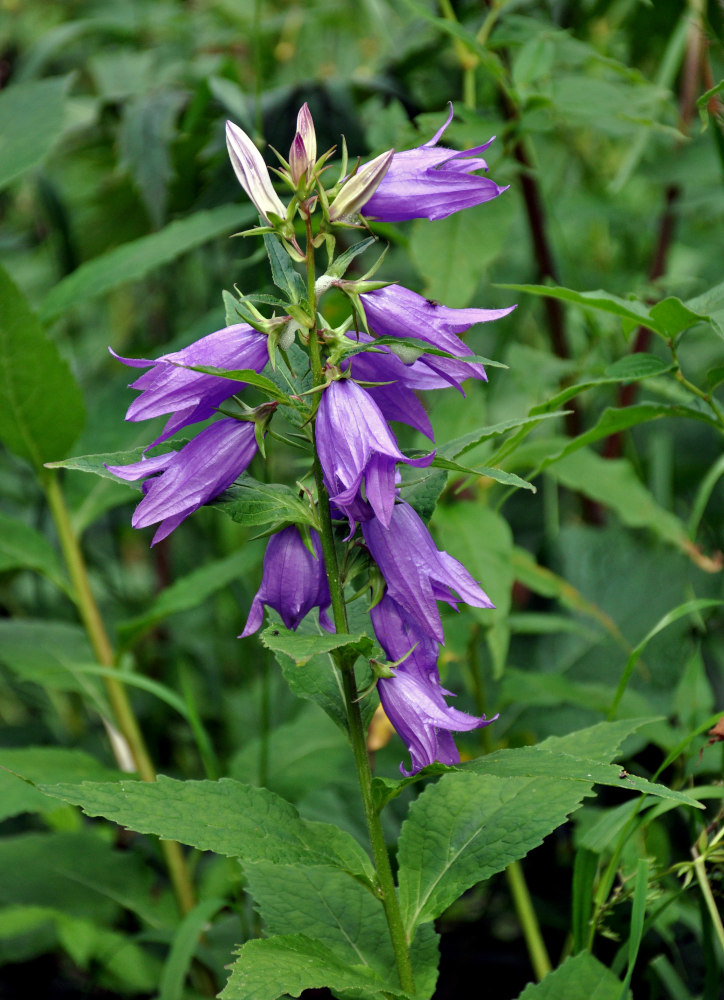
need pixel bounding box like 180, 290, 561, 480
43, 471, 196, 917
304, 220, 416, 995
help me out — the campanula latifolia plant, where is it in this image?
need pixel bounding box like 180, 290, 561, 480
32, 99, 707, 1000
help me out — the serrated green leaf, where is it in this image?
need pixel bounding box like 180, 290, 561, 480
0, 747, 122, 822
263, 234, 306, 303
213, 475, 316, 528
397, 772, 589, 934
220, 934, 393, 1000
262, 607, 378, 734
261, 625, 374, 666
245, 862, 396, 980
38, 777, 374, 881
0, 265, 85, 468
516, 952, 630, 1000
464, 748, 702, 808
40, 205, 255, 320
603, 353, 672, 379
439, 411, 569, 461
431, 456, 536, 492
178, 363, 290, 403
399, 467, 448, 522
46, 439, 189, 487
534, 403, 719, 474
648, 296, 709, 336
0, 76, 70, 190
538, 717, 656, 759
500, 283, 655, 329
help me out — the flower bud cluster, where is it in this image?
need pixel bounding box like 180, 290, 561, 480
110, 102, 514, 773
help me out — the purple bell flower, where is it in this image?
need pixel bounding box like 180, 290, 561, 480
371, 594, 496, 775
360, 284, 516, 390
112, 323, 270, 447
106, 418, 258, 544
240, 525, 333, 636
360, 105, 507, 222
362, 501, 494, 643
316, 379, 434, 528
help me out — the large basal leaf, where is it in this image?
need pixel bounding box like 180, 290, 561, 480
39, 205, 255, 321
220, 935, 396, 1000
516, 952, 630, 1000
38, 776, 374, 881
0, 265, 85, 469
244, 862, 440, 1000
397, 771, 591, 935
0, 76, 70, 190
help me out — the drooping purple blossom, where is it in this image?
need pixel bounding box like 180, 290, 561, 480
360, 105, 507, 222
112, 323, 270, 447
240, 525, 333, 636
359, 284, 515, 390
106, 419, 258, 544
316, 379, 434, 527
371, 594, 496, 775
362, 501, 494, 643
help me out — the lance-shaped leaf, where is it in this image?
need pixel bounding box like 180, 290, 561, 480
0, 265, 85, 469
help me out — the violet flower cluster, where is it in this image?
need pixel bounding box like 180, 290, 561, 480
110, 103, 513, 773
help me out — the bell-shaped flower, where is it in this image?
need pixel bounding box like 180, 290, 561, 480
226, 120, 287, 223
240, 525, 333, 636
113, 323, 270, 447
362, 501, 494, 642
359, 284, 516, 390
371, 594, 496, 775
106, 419, 258, 545
289, 103, 317, 185
316, 379, 433, 528
360, 105, 507, 222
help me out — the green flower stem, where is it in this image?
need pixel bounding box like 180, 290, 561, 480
304, 220, 416, 995
505, 860, 552, 981
43, 470, 196, 917
691, 836, 724, 959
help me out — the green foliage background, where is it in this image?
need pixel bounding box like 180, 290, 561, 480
1, 1, 723, 998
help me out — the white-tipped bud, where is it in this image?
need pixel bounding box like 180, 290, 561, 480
225, 120, 287, 224
289, 103, 317, 185
328, 149, 394, 222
